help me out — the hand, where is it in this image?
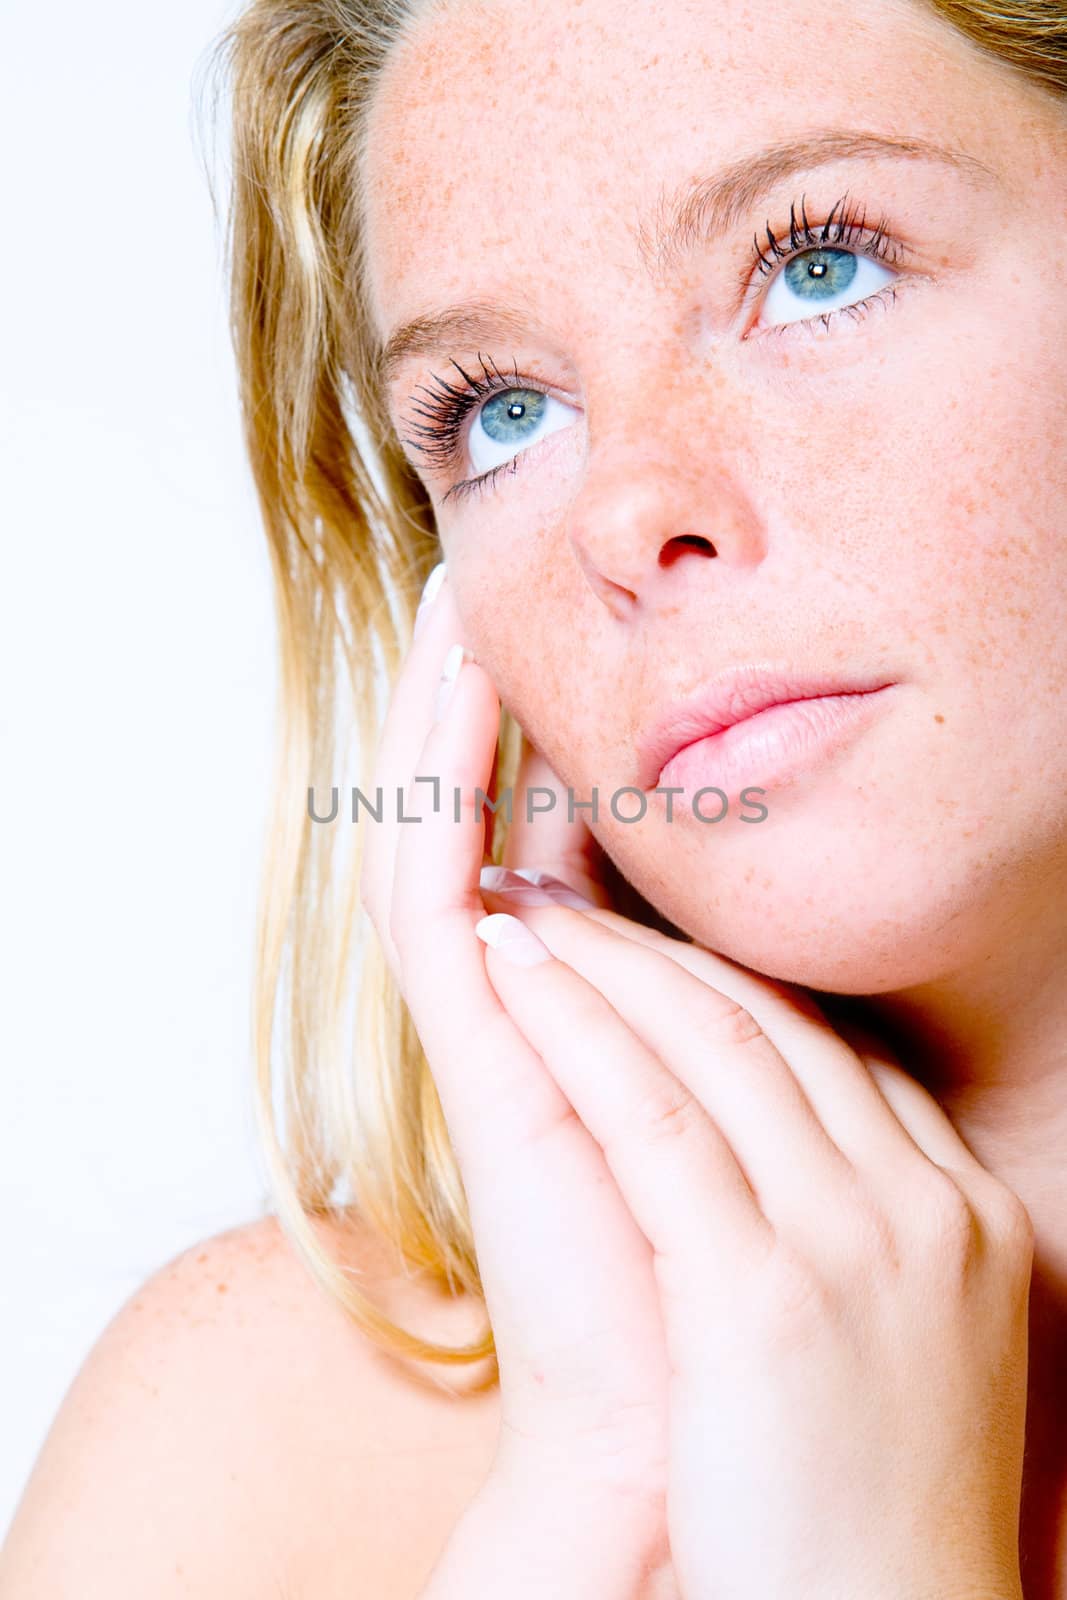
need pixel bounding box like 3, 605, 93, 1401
477, 889, 1035, 1594
358, 565, 677, 1593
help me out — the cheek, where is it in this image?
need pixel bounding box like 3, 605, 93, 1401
448, 536, 607, 755
929, 462, 1059, 655
759, 262, 1067, 748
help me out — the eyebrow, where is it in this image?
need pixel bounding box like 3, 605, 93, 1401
375, 128, 999, 390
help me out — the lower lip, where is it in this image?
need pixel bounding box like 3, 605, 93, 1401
653, 688, 895, 796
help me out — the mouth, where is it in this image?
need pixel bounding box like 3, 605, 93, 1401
637, 664, 899, 792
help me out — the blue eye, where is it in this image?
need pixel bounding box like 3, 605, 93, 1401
467, 387, 576, 477
745, 189, 905, 337
401, 354, 581, 505
759, 244, 898, 332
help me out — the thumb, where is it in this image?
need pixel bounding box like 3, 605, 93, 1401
498, 735, 613, 907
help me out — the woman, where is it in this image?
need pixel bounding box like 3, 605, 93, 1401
2, 0, 1064, 1595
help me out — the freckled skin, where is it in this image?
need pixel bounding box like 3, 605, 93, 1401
361, 0, 1067, 1003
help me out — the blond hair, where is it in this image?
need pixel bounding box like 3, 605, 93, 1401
196, 0, 1067, 1373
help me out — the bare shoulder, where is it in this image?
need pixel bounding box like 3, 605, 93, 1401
0, 1209, 502, 1599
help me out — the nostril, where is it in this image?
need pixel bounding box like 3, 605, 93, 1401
659, 534, 715, 567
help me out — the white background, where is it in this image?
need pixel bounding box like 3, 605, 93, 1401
0, 0, 281, 1537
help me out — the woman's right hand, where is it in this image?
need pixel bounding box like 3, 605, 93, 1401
358, 565, 677, 1593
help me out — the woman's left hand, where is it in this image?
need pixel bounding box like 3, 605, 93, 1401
477, 873, 1035, 1600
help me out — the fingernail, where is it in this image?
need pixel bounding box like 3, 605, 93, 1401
511, 869, 596, 908
433, 641, 473, 723
413, 562, 447, 640
475, 912, 553, 967
479, 865, 556, 905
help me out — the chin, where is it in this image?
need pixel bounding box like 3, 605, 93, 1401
605, 813, 1027, 999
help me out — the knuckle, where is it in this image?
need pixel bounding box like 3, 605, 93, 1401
512, 1097, 587, 1169
755, 1245, 832, 1352
564, 986, 615, 1038
636, 1078, 704, 1150
913, 1170, 979, 1262
986, 1183, 1036, 1262
698, 995, 766, 1052
841, 1192, 902, 1273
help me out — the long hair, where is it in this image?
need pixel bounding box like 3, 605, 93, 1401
195, 0, 1067, 1373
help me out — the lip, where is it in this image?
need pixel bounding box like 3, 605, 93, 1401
637, 663, 898, 791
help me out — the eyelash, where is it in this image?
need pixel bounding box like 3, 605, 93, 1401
400, 190, 905, 504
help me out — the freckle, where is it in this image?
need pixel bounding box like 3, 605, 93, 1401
216, 1282, 229, 1294
934, 714, 945, 724
197, 1253, 207, 1263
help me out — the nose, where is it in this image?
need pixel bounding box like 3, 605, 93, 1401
568, 371, 767, 619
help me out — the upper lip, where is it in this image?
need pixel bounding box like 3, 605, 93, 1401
637, 662, 896, 789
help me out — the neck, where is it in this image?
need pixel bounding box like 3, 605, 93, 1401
827, 901, 1067, 1243
820, 905, 1067, 1590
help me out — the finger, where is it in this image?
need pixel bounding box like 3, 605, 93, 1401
358, 565, 478, 977
830, 1013, 1002, 1189
388, 650, 671, 1391
477, 911, 773, 1280
498, 736, 613, 907
491, 897, 1003, 1219
390, 655, 566, 1164
506, 900, 944, 1184
477, 900, 853, 1226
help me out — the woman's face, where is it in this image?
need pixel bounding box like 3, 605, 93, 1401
362, 0, 1067, 994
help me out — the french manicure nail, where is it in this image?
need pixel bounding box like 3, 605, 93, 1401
433, 641, 472, 723
413, 561, 447, 640
479, 866, 556, 905
480, 865, 524, 890
511, 868, 596, 908
475, 913, 553, 967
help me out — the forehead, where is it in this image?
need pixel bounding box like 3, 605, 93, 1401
360, 0, 1009, 350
